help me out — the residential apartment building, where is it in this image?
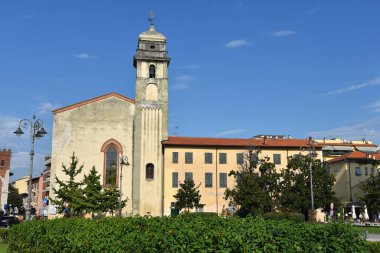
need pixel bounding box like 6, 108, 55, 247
328, 151, 380, 203
0, 149, 11, 211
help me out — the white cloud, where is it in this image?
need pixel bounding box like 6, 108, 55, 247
322, 77, 380, 95
271, 30, 297, 37
214, 129, 247, 137
0, 114, 21, 148
38, 102, 62, 115
177, 64, 198, 70
11, 151, 45, 179
175, 75, 193, 82
225, 39, 249, 48
367, 100, 380, 113
308, 5, 323, 15
171, 83, 189, 91
309, 117, 380, 144
73, 53, 96, 59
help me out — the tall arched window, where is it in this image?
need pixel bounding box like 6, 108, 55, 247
105, 145, 118, 187
101, 139, 123, 187
149, 65, 155, 78
146, 163, 154, 180
0, 160, 4, 167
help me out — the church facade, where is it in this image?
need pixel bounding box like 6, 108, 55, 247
49, 24, 379, 217
50, 24, 169, 216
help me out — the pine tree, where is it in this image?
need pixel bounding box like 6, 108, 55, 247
51, 153, 84, 216
101, 186, 126, 216
173, 179, 204, 212
82, 166, 104, 218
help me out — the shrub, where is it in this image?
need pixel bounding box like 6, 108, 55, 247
263, 212, 305, 222
364, 241, 380, 253
8, 216, 366, 253
0, 228, 9, 243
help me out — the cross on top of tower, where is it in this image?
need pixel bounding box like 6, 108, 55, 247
148, 11, 155, 26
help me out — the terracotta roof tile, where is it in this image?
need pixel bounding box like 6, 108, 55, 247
53, 92, 135, 114
162, 136, 319, 148
328, 151, 380, 163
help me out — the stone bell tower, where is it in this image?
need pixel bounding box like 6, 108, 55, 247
132, 20, 170, 216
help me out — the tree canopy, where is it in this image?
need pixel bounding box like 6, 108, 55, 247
173, 179, 204, 212
360, 162, 380, 218
278, 154, 336, 220
225, 150, 279, 217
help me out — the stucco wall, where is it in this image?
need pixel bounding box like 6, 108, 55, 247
50, 96, 135, 215
163, 146, 322, 216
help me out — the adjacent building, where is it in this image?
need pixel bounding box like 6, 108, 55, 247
0, 149, 12, 211
328, 151, 380, 203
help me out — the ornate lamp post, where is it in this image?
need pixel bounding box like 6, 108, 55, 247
119, 155, 130, 217
300, 136, 318, 219
14, 114, 47, 221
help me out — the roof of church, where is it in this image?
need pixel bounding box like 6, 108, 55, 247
53, 92, 135, 114
327, 150, 380, 163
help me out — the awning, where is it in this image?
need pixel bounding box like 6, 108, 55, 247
322, 145, 353, 151
356, 147, 379, 152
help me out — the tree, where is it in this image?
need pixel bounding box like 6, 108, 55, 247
224, 150, 280, 217
173, 179, 204, 212
82, 166, 104, 218
360, 163, 380, 219
51, 153, 85, 216
278, 155, 336, 220
8, 184, 24, 209
101, 186, 126, 216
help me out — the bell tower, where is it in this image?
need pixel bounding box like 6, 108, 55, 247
132, 18, 170, 216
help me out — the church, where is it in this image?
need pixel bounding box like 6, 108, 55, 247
49, 22, 379, 217
50, 22, 169, 216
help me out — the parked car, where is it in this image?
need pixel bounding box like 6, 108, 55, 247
0, 216, 20, 228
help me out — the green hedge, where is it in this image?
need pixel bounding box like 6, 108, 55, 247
364, 241, 380, 253
0, 228, 9, 243
262, 212, 305, 222
8, 216, 366, 253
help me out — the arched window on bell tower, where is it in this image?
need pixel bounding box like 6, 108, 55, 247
149, 65, 155, 78
146, 163, 154, 179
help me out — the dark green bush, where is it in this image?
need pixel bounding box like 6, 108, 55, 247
263, 212, 305, 222
0, 228, 9, 243
180, 212, 218, 218
8, 216, 366, 253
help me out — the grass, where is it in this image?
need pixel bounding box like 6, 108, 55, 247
0, 244, 8, 253
353, 226, 380, 234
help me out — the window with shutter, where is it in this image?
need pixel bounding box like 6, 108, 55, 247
220, 173, 227, 188
219, 153, 227, 164
205, 173, 213, 187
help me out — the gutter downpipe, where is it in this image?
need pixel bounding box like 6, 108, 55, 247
216, 147, 219, 214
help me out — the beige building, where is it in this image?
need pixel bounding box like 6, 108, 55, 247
328, 151, 380, 203
12, 176, 29, 207
49, 22, 379, 217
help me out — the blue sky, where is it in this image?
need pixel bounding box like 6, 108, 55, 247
1, 0, 380, 179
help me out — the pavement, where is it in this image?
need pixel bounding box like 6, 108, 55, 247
366, 233, 380, 242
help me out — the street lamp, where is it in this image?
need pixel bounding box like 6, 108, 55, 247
119, 155, 130, 217
299, 136, 318, 219
14, 114, 47, 221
